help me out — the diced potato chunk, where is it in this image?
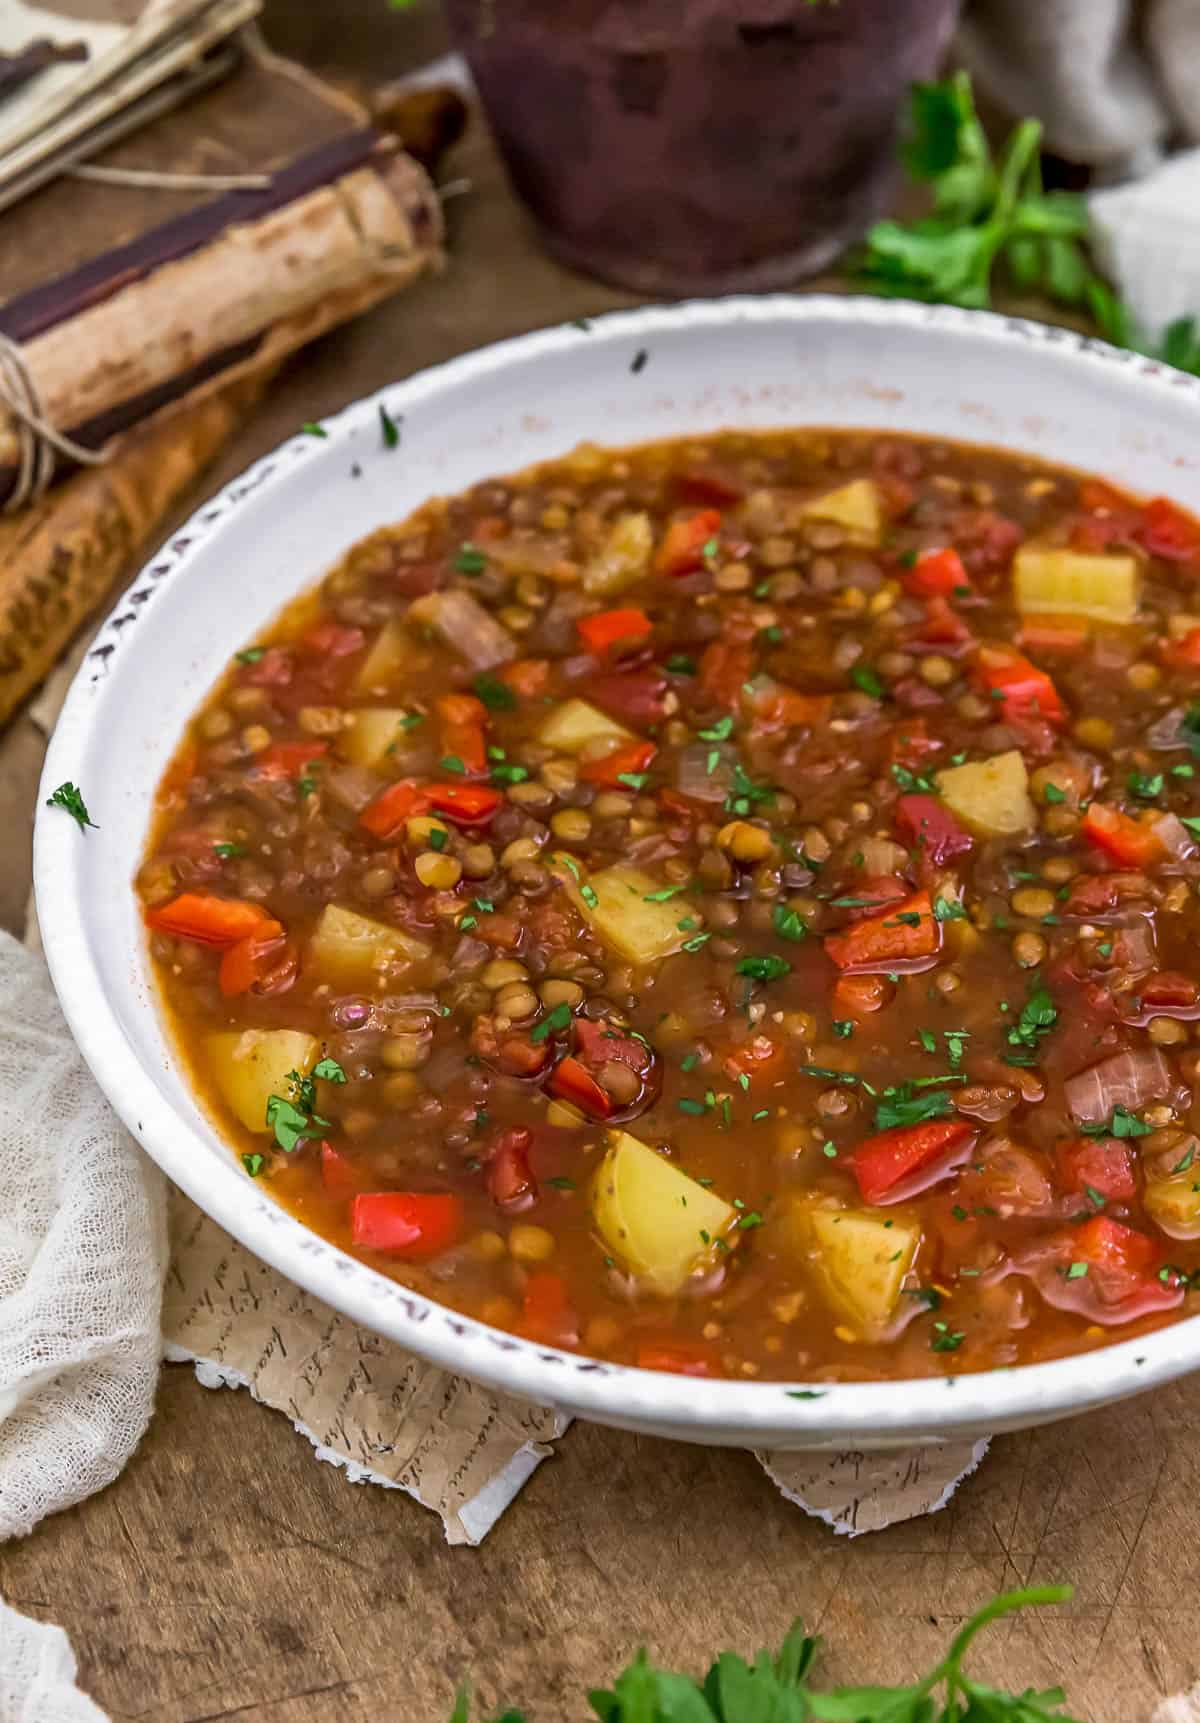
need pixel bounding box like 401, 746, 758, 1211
936, 750, 1035, 838
799, 478, 882, 544
307, 903, 430, 986
583, 511, 654, 596
353, 620, 419, 693
1145, 1174, 1200, 1240
207, 1029, 318, 1134
788, 1196, 920, 1336
1014, 547, 1139, 623
339, 708, 417, 769
556, 860, 700, 964
591, 1130, 737, 1294
538, 698, 634, 756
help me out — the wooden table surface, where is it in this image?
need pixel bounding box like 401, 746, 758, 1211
1, 8, 1196, 1719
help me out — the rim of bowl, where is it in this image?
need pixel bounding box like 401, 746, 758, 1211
33, 293, 1200, 1441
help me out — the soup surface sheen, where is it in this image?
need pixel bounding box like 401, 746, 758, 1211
139, 428, 1200, 1383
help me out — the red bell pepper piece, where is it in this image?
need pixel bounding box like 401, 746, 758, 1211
424, 782, 504, 824
579, 740, 657, 788
145, 892, 272, 948
824, 890, 939, 972
742, 678, 832, 728
217, 919, 287, 996
1081, 803, 1167, 870
1141, 971, 1200, 1010
635, 1339, 723, 1377
350, 1191, 464, 1257
910, 595, 974, 651
359, 778, 430, 839
894, 794, 973, 865
1072, 1215, 1161, 1279
517, 1271, 579, 1348
486, 1127, 538, 1211
1140, 496, 1200, 565
546, 1056, 614, 1120
674, 469, 744, 507
851, 1118, 974, 1204
435, 691, 489, 776
1017, 620, 1090, 654
1055, 1138, 1136, 1203
253, 739, 330, 781
974, 649, 1065, 724
698, 639, 754, 709
655, 509, 721, 578
889, 719, 944, 769
1164, 626, 1200, 670
902, 547, 970, 598
576, 607, 653, 655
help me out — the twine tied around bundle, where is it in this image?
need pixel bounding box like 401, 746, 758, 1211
0, 331, 110, 512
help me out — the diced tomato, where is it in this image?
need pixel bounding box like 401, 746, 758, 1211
1141, 496, 1200, 566
831, 973, 892, 1017
217, 918, 286, 995
742, 678, 832, 728
1164, 626, 1200, 670
574, 1017, 648, 1072
655, 509, 721, 578
546, 1055, 614, 1119
299, 620, 365, 658
320, 1141, 362, 1199
1081, 803, 1167, 870
1055, 1138, 1136, 1203
1073, 1215, 1161, 1279
674, 469, 744, 507
722, 1034, 781, 1083
1017, 619, 1090, 654
239, 646, 292, 687
902, 547, 970, 598
1141, 971, 1200, 1010
424, 782, 504, 824
517, 1271, 579, 1348
824, 890, 939, 971
145, 892, 271, 947
588, 668, 670, 726
974, 649, 1065, 724
698, 639, 753, 709
635, 1339, 722, 1377
579, 740, 657, 788
949, 507, 1023, 575
576, 607, 653, 656
889, 719, 944, 769
359, 778, 430, 840
350, 1191, 464, 1257
499, 658, 550, 699
894, 794, 973, 865
851, 1118, 974, 1204
1064, 869, 1150, 917
486, 1127, 538, 1210
910, 596, 974, 652
436, 692, 489, 776
253, 739, 330, 782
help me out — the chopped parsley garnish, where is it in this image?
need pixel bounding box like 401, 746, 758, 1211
907, 1286, 942, 1310
617, 771, 650, 790
1042, 783, 1067, 804
490, 763, 530, 785
850, 664, 885, 698
873, 1083, 955, 1130
932, 895, 967, 922
666, 654, 696, 675
772, 904, 808, 942
234, 646, 265, 664
473, 672, 517, 711
833, 1020, 854, 1038
440, 754, 466, 774
1003, 985, 1056, 1067
736, 954, 791, 982
213, 842, 244, 859
242, 1153, 265, 1177
531, 1001, 573, 1043
313, 1058, 346, 1084
428, 827, 447, 852
45, 781, 96, 832
1081, 1106, 1154, 1139
723, 762, 774, 816
678, 1098, 708, 1116
454, 543, 488, 575
698, 716, 734, 741
930, 1322, 965, 1353
1063, 1261, 1089, 1280
1127, 769, 1164, 801
545, 1176, 576, 1191
644, 883, 689, 902
264, 1069, 331, 1153
891, 763, 938, 794
378, 404, 400, 448
300, 421, 327, 438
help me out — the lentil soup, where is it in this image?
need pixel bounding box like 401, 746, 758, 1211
139, 428, 1200, 1383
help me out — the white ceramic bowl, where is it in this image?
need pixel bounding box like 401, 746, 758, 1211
34, 296, 1200, 1451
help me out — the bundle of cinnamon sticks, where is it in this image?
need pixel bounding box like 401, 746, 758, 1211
0, 34, 453, 728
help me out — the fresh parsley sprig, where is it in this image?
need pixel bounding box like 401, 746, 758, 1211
451, 1584, 1079, 1721
861, 72, 1200, 377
